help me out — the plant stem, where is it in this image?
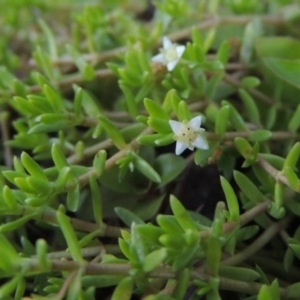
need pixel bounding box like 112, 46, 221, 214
34, 14, 285, 69
218, 276, 287, 298
222, 220, 286, 266
257, 156, 291, 188
45, 245, 121, 260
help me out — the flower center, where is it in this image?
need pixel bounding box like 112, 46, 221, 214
164, 47, 178, 62
177, 124, 197, 144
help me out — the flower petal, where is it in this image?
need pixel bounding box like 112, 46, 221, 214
188, 116, 202, 130
163, 36, 172, 49
193, 135, 209, 150
169, 120, 182, 134
167, 60, 178, 71
176, 45, 185, 58
152, 53, 165, 63
175, 141, 188, 155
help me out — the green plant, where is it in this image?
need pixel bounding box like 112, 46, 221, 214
1, 0, 300, 299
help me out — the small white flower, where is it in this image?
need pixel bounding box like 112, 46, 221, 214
151, 36, 185, 71
169, 116, 209, 155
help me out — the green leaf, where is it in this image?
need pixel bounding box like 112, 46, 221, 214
234, 171, 265, 203
81, 90, 102, 118
114, 207, 144, 227
56, 208, 84, 263
3, 186, 17, 209
89, 175, 103, 226
172, 268, 190, 300
222, 101, 247, 131
249, 130, 272, 142
217, 40, 230, 65
33, 47, 53, 80
26, 177, 52, 194
237, 225, 259, 242
93, 150, 107, 177
132, 153, 161, 183
0, 273, 23, 299
12, 96, 42, 116
177, 101, 192, 121
55, 167, 71, 192
14, 177, 36, 193
287, 282, 300, 299
289, 102, 300, 132
0, 213, 36, 232
159, 233, 185, 248
52, 143, 69, 171
36, 239, 50, 271
284, 247, 295, 273
284, 142, 300, 170
240, 76, 261, 89
136, 225, 164, 245
147, 117, 171, 134
43, 84, 64, 113
143, 248, 167, 273
67, 185, 80, 212
235, 137, 253, 159
66, 44, 94, 80
206, 236, 221, 276
258, 285, 272, 300
137, 133, 165, 146
73, 85, 83, 118
67, 269, 83, 300
220, 176, 239, 222
269, 280, 280, 300
120, 81, 138, 118
238, 89, 260, 125
15, 278, 26, 300
219, 266, 261, 282
29, 122, 71, 134
154, 133, 174, 146
170, 195, 198, 232
162, 89, 177, 113
215, 105, 230, 136
263, 58, 300, 89
144, 98, 169, 120
21, 152, 47, 181
156, 215, 183, 234
154, 154, 186, 186
99, 116, 126, 149
111, 277, 134, 300
171, 90, 181, 116
38, 19, 57, 59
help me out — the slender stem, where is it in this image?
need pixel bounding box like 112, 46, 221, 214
0, 68, 115, 98
24, 258, 289, 298
222, 220, 285, 266
35, 207, 122, 238
45, 245, 121, 260
257, 156, 291, 188
52, 271, 77, 300
218, 276, 287, 298
200, 201, 270, 240
67, 139, 113, 165
248, 254, 300, 282
223, 73, 275, 105
206, 131, 300, 141
33, 14, 284, 69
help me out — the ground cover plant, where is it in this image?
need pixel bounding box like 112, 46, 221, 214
1, 0, 300, 299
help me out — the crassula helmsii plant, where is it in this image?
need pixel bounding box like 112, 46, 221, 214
1, 0, 300, 299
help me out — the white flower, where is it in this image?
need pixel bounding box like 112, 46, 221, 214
151, 36, 185, 71
169, 116, 209, 155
